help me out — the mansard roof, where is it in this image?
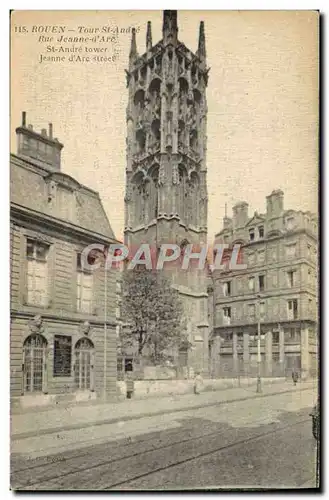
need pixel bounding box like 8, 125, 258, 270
10, 153, 116, 240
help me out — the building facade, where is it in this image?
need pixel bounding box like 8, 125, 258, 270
123, 11, 210, 375
209, 190, 318, 380
10, 113, 119, 409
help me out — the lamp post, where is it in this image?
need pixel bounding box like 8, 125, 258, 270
256, 294, 262, 393
237, 344, 242, 388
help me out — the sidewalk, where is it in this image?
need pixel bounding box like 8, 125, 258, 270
11, 380, 317, 440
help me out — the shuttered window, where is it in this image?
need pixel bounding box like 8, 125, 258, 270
76, 253, 93, 314
26, 240, 49, 306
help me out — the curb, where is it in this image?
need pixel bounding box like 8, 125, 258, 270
12, 385, 312, 441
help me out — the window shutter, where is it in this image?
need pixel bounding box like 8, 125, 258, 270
27, 259, 35, 304
35, 260, 48, 307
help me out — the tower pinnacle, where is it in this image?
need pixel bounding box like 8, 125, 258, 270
162, 10, 178, 45
129, 28, 138, 68
146, 21, 152, 51
197, 21, 206, 63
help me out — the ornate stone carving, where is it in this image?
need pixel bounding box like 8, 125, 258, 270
125, 184, 132, 202
81, 321, 91, 336
187, 103, 196, 127
172, 164, 179, 185
159, 164, 165, 185
200, 186, 208, 203
29, 315, 44, 334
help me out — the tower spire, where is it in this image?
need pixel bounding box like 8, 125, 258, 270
162, 10, 178, 45
129, 28, 138, 68
146, 21, 152, 51
197, 21, 206, 63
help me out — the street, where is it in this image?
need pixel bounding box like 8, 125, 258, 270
11, 388, 317, 490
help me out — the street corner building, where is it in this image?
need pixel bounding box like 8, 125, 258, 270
208, 190, 318, 380
123, 11, 210, 376
10, 113, 119, 410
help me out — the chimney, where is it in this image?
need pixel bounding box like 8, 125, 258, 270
266, 190, 284, 219
16, 114, 63, 170
232, 201, 249, 229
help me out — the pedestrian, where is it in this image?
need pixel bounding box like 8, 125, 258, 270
292, 370, 298, 386
126, 371, 134, 399
194, 371, 203, 395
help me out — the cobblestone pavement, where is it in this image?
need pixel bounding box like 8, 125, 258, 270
11, 389, 318, 491
12, 380, 316, 439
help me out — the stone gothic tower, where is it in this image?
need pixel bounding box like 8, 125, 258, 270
124, 11, 209, 375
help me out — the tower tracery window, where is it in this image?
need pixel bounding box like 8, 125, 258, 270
136, 129, 146, 154
151, 119, 161, 144
190, 129, 198, 151
178, 120, 185, 147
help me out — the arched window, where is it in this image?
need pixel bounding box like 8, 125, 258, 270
136, 129, 146, 154
178, 120, 185, 146
151, 119, 161, 143
23, 334, 47, 393
189, 129, 198, 151
149, 79, 161, 101
178, 77, 189, 96
134, 89, 145, 110
74, 338, 95, 391
132, 172, 147, 226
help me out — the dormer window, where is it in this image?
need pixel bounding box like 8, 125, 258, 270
45, 172, 79, 222
286, 217, 295, 231
249, 229, 255, 241
258, 226, 264, 239
57, 186, 75, 221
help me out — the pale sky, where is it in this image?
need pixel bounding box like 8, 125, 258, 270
11, 10, 319, 242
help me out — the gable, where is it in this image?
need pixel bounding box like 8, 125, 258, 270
245, 214, 265, 228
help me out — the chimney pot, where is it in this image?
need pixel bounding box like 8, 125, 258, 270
22, 112, 26, 127
28, 124, 33, 130
41, 128, 47, 136
49, 123, 53, 139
